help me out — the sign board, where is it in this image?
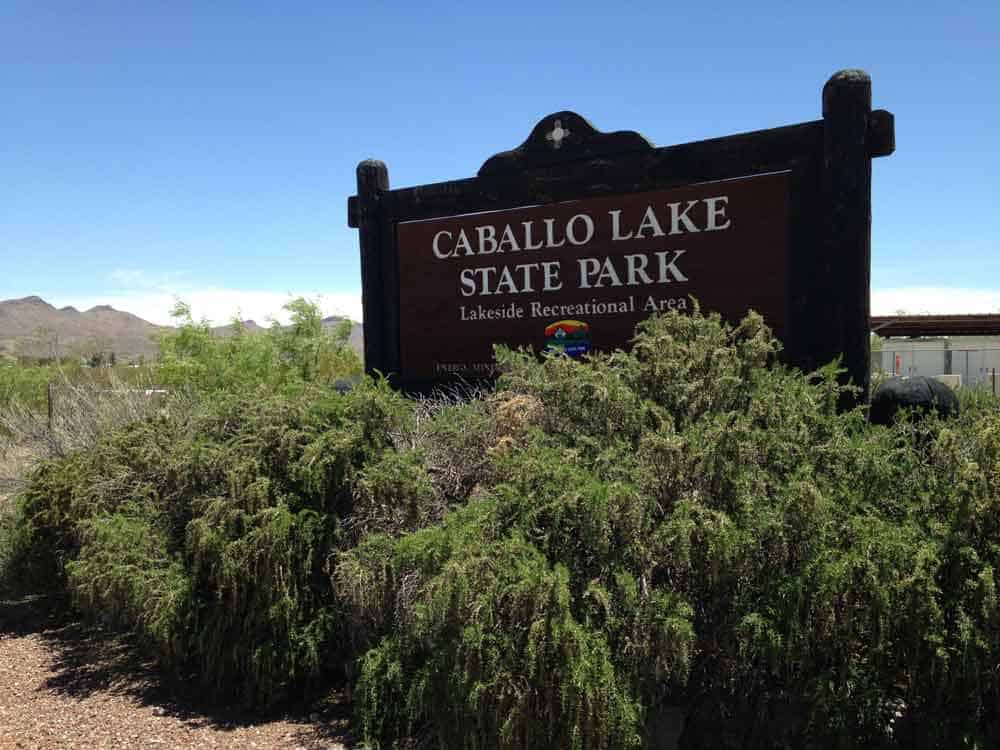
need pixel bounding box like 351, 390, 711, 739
397, 174, 790, 380
349, 70, 894, 401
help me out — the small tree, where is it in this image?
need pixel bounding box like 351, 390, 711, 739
154, 297, 361, 394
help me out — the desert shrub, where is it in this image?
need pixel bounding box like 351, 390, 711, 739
959, 381, 1000, 414
6, 303, 1000, 746
340, 309, 1000, 749
5, 376, 415, 707
419, 394, 498, 501
67, 506, 193, 660
154, 298, 361, 396
354, 521, 645, 749
0, 360, 53, 413
1, 298, 360, 543
0, 495, 49, 597
348, 448, 442, 541
0, 372, 183, 466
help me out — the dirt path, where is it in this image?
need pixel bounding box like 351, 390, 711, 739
0, 597, 355, 750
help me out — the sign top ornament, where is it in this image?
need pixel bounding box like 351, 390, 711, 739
477, 110, 654, 176
545, 119, 570, 149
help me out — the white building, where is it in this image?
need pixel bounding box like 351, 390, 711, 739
873, 336, 1000, 390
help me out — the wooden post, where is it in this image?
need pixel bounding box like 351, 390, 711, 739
356, 160, 390, 377
46, 382, 54, 456
823, 69, 874, 406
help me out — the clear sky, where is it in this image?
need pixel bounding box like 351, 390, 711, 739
2, 1, 998, 325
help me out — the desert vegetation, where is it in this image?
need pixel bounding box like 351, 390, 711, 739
3, 302, 1000, 749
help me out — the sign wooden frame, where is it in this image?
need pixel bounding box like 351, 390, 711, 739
349, 69, 894, 399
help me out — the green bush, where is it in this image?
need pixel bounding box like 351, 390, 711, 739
354, 522, 645, 749
0, 495, 48, 597
154, 298, 361, 395
4, 305, 1000, 749
339, 310, 1000, 749
0, 360, 56, 415
3, 377, 412, 707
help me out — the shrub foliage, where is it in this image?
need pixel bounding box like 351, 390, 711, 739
3, 307, 1000, 749
4, 379, 410, 706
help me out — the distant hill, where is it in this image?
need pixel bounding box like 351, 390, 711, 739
211, 315, 364, 354
0, 296, 363, 361
0, 296, 163, 360
321, 315, 364, 354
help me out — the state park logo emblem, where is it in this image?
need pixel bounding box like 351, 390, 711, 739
544, 320, 591, 357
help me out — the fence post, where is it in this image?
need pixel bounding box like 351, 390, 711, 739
46, 382, 54, 456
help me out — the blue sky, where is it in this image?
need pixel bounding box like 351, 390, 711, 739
2, 1, 997, 324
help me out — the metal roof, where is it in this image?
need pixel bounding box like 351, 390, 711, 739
871, 315, 1000, 337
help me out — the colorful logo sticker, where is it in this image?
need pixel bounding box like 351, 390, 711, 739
544, 320, 591, 357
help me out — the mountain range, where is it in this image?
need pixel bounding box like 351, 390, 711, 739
0, 296, 363, 361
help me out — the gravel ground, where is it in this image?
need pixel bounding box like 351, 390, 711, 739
0, 597, 356, 750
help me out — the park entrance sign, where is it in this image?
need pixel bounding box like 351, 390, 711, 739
395, 174, 791, 381
348, 70, 894, 397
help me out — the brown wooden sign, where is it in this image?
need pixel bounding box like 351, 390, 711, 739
397, 174, 789, 380
349, 70, 895, 401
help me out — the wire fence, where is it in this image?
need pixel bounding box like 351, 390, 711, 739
1, 380, 181, 462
